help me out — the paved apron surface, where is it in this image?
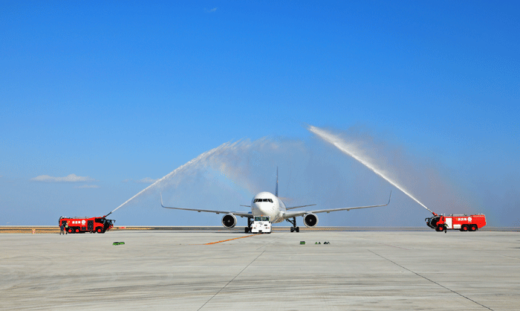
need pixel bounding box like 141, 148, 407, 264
1, 231, 519, 310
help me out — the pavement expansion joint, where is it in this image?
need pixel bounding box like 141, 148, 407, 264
368, 249, 494, 311
197, 248, 266, 311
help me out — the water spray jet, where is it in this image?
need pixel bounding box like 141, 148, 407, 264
109, 142, 236, 214
308, 125, 437, 215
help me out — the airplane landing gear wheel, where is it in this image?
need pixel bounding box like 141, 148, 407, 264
245, 227, 250, 233
287, 217, 298, 233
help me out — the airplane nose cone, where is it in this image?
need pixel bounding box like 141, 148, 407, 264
257, 203, 272, 214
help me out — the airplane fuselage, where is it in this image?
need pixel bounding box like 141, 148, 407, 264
251, 191, 287, 223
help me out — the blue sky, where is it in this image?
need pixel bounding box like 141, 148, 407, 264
1, 1, 519, 226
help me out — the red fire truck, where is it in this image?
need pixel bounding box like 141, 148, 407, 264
59, 215, 115, 234
425, 213, 486, 232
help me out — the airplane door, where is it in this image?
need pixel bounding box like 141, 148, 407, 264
87, 220, 94, 231
446, 218, 452, 229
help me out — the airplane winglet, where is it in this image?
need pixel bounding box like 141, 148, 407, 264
386, 190, 392, 205
160, 193, 165, 208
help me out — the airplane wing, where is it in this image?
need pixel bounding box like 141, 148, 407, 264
161, 195, 252, 218
283, 191, 392, 218
285, 204, 316, 210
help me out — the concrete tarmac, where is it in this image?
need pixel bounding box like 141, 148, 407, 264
1, 230, 519, 310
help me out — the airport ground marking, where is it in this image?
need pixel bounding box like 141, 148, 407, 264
368, 249, 494, 311
204, 234, 257, 245
197, 248, 266, 311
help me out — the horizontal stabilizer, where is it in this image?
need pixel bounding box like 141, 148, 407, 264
286, 204, 316, 210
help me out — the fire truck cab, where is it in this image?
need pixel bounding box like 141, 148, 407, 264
59, 216, 115, 234
425, 214, 486, 232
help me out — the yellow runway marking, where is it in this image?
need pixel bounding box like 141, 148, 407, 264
205, 234, 257, 245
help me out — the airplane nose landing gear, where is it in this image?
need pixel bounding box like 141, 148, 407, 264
287, 217, 300, 233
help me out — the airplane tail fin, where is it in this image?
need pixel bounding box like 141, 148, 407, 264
275, 167, 279, 197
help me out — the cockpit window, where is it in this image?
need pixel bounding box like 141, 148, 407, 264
255, 198, 273, 203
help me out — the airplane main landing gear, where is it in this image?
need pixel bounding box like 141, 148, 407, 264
245, 217, 253, 233
287, 217, 300, 233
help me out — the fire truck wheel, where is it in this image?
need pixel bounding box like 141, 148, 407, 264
75, 228, 79, 233
96, 228, 102, 233
470, 225, 477, 231
436, 225, 443, 232
461, 225, 468, 232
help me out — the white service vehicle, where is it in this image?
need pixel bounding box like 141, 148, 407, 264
251, 216, 271, 234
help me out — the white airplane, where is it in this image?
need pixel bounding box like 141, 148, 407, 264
161, 169, 391, 233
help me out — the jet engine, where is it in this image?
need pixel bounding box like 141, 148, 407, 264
303, 213, 318, 227
222, 214, 237, 228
